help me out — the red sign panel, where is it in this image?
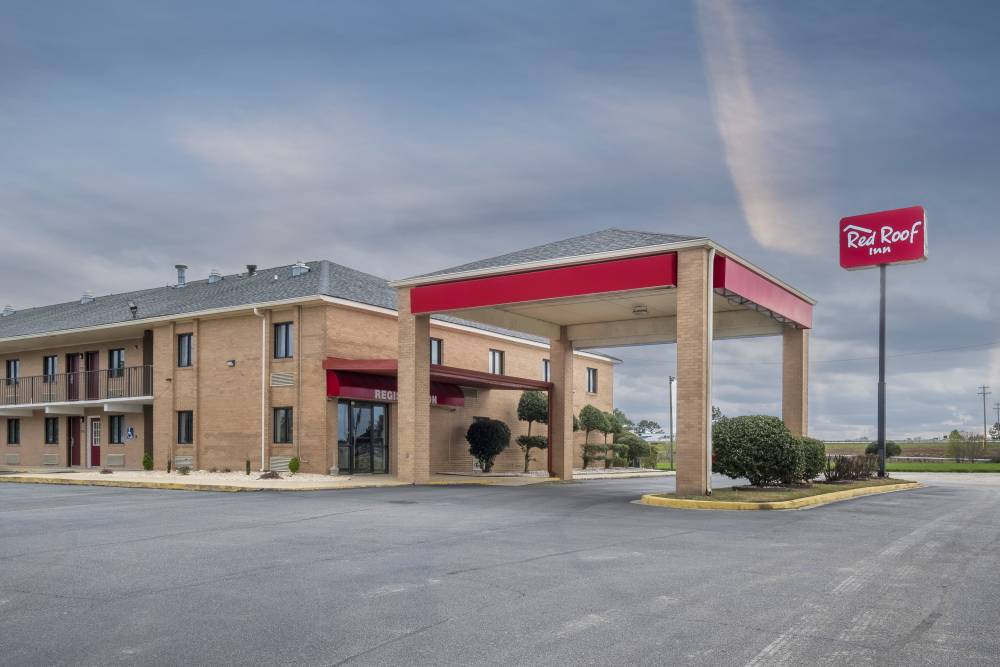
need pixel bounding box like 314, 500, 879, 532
839, 206, 927, 270
326, 370, 465, 407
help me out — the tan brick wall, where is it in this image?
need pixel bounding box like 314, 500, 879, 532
675, 247, 711, 496
782, 327, 809, 436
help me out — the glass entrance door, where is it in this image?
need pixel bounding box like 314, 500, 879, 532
337, 401, 388, 474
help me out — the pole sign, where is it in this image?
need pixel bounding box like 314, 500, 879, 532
839, 205, 928, 270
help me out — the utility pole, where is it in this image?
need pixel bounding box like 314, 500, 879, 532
877, 264, 887, 477
668, 375, 675, 470
977, 385, 991, 450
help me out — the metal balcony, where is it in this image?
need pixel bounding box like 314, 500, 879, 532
1, 365, 153, 407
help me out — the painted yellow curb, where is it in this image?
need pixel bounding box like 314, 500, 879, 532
638, 481, 922, 511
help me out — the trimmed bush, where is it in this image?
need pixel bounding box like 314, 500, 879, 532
142, 453, 154, 471
615, 432, 652, 467
516, 391, 549, 472
516, 435, 548, 473
176, 465, 191, 476
712, 415, 799, 487
824, 454, 879, 482
865, 441, 902, 458
798, 437, 826, 481
579, 405, 609, 469
288, 457, 301, 474
466, 419, 511, 473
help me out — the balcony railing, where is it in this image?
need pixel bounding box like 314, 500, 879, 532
2, 365, 153, 406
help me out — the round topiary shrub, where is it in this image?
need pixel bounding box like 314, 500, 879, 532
466, 419, 511, 473
712, 415, 799, 487
797, 436, 826, 482
865, 441, 902, 458
288, 457, 301, 474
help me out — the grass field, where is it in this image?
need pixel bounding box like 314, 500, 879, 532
824, 441, 1000, 458
662, 478, 911, 503
885, 461, 1000, 473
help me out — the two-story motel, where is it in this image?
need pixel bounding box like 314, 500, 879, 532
0, 257, 615, 475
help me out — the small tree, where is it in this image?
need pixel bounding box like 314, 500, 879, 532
612, 408, 633, 432
516, 390, 549, 473
712, 406, 724, 423
865, 441, 902, 458
601, 411, 626, 467
579, 405, 608, 469
466, 419, 511, 473
616, 431, 652, 467
991, 422, 1000, 441
634, 419, 661, 438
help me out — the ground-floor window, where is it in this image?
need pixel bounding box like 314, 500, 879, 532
273, 407, 293, 444
109, 415, 124, 444
44, 417, 59, 445
177, 410, 193, 444
7, 418, 19, 445
337, 401, 388, 474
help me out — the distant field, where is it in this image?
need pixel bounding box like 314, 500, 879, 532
885, 461, 1000, 473
824, 441, 1000, 458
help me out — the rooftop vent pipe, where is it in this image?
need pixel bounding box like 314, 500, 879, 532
80, 291, 94, 304
175, 264, 188, 287
1, 305, 13, 317
208, 269, 223, 284
246, 264, 257, 276
291, 261, 310, 277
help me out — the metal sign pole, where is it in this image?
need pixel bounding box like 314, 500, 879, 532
878, 264, 887, 477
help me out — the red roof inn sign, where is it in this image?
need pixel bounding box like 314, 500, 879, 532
840, 205, 928, 270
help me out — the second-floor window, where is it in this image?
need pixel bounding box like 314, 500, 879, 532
177, 333, 193, 368
542, 358, 550, 382
44, 417, 59, 445
43, 356, 57, 383
177, 411, 193, 444
109, 415, 124, 444
488, 349, 505, 375
274, 322, 293, 359
430, 338, 443, 365
5, 359, 19, 386
273, 407, 293, 444
7, 418, 20, 445
587, 367, 599, 393
108, 349, 125, 378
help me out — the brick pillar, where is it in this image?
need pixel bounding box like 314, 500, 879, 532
782, 327, 809, 436
676, 248, 712, 496
548, 327, 575, 480
396, 288, 431, 483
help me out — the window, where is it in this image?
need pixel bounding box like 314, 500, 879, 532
5, 359, 19, 385
587, 367, 599, 393
177, 411, 193, 444
109, 415, 124, 444
274, 322, 293, 359
44, 417, 59, 445
43, 356, 58, 383
273, 407, 293, 444
177, 333, 193, 368
488, 349, 505, 375
430, 338, 443, 365
6, 418, 19, 445
542, 358, 550, 382
108, 348, 125, 378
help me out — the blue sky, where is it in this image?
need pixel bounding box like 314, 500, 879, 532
2, 1, 999, 439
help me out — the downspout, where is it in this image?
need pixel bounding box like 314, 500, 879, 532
705, 248, 715, 495
253, 307, 267, 472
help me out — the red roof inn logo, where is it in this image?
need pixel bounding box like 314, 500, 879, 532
839, 205, 928, 270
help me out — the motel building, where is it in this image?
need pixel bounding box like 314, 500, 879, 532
0, 229, 813, 495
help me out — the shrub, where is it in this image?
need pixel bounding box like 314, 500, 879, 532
865, 441, 902, 458
615, 432, 652, 467
245, 458, 251, 475
222, 467, 232, 473
208, 467, 218, 473
824, 454, 878, 482
712, 415, 799, 487
579, 405, 609, 469
259, 470, 280, 480
466, 419, 511, 473
516, 435, 548, 473
142, 453, 154, 471
516, 391, 549, 472
288, 457, 301, 474
176, 465, 191, 476
798, 437, 826, 481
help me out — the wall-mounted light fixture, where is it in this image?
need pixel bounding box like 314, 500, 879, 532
226, 360, 237, 367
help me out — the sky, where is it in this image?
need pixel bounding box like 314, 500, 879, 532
2, 0, 998, 440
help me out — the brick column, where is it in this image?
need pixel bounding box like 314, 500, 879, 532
396, 288, 431, 483
675, 248, 712, 496
548, 327, 575, 480
782, 327, 809, 436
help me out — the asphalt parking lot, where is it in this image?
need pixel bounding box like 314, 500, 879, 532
2, 473, 999, 666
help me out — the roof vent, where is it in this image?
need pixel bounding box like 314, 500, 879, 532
208, 269, 223, 284
80, 291, 94, 305
1, 305, 14, 317
291, 261, 310, 277
246, 264, 257, 276
175, 264, 188, 287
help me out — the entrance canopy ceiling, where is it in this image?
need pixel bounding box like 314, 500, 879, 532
391, 229, 815, 349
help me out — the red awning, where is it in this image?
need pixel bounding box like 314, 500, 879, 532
323, 357, 551, 395
327, 370, 465, 407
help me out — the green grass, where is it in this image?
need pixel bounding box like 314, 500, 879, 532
885, 461, 1000, 473
654, 462, 675, 471
825, 441, 1000, 458
659, 478, 912, 503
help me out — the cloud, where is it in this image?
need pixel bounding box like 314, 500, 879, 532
695, 0, 831, 255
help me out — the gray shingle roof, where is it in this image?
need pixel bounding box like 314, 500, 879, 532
406, 228, 703, 281
0, 260, 571, 349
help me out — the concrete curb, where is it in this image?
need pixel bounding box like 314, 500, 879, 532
0, 475, 408, 493
638, 481, 922, 511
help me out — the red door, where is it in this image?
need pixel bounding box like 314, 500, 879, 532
66, 354, 80, 401
89, 417, 101, 467
85, 352, 99, 400
68, 417, 81, 466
